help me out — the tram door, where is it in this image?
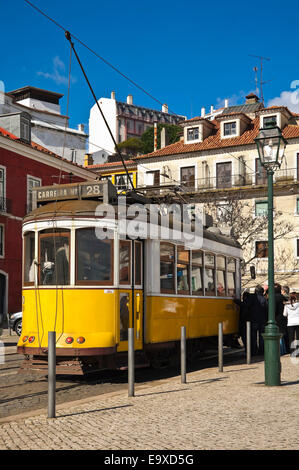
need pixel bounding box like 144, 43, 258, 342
118, 241, 143, 352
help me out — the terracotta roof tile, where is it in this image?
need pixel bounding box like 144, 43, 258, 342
133, 117, 299, 161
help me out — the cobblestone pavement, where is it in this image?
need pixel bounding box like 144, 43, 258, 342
1, 347, 299, 451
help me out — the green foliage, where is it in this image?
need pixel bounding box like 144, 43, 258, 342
116, 137, 144, 156
140, 123, 181, 154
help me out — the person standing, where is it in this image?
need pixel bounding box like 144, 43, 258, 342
283, 292, 299, 356
274, 283, 289, 354
244, 285, 268, 356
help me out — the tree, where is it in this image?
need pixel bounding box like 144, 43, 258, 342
116, 137, 144, 156
140, 123, 181, 154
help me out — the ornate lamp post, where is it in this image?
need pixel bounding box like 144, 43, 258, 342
254, 125, 287, 386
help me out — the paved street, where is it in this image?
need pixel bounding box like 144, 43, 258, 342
1, 332, 299, 451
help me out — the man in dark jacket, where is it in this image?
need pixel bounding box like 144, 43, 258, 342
244, 285, 268, 356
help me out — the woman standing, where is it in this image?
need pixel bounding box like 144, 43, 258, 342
283, 292, 299, 356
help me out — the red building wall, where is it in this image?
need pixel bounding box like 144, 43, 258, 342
0, 146, 85, 315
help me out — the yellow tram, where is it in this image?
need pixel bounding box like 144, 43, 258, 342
18, 180, 242, 374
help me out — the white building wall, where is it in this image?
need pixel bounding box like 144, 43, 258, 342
88, 97, 117, 159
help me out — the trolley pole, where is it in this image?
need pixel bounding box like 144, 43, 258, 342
181, 326, 186, 384
48, 331, 56, 419
128, 328, 135, 397
246, 321, 251, 365
218, 322, 223, 372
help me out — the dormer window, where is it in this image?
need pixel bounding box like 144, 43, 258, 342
187, 127, 199, 141
263, 115, 277, 128
224, 121, 237, 137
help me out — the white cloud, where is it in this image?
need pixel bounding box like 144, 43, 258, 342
267, 86, 299, 113
37, 56, 76, 86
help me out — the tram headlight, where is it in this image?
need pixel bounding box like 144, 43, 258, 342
22, 336, 28, 343
65, 337, 74, 344
28, 336, 35, 343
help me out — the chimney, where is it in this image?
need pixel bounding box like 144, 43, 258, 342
210, 105, 214, 114
201, 107, 205, 117
245, 93, 259, 104
224, 99, 229, 108
84, 153, 94, 167
154, 122, 158, 151
127, 94, 133, 105
162, 103, 168, 113
160, 127, 169, 149
78, 123, 85, 132
111, 91, 116, 100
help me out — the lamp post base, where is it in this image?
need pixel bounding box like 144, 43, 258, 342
262, 324, 282, 386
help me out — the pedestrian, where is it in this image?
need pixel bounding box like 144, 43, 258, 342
274, 283, 289, 355
244, 285, 268, 356
234, 291, 252, 349
283, 292, 299, 356
282, 285, 290, 301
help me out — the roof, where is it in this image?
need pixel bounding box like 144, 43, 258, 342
0, 126, 94, 174
134, 114, 299, 160
8, 86, 63, 103
222, 102, 263, 115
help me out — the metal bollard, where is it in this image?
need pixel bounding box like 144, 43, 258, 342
128, 328, 135, 397
218, 322, 223, 372
48, 331, 56, 419
246, 321, 251, 365
181, 326, 186, 384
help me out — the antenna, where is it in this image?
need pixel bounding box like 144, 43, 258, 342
249, 55, 270, 105
253, 66, 259, 95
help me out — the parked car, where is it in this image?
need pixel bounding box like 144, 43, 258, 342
9, 311, 22, 336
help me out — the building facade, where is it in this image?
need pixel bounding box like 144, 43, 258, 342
0, 86, 88, 165
88, 91, 185, 163
134, 94, 299, 291
0, 123, 95, 326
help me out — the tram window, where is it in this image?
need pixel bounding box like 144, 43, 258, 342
120, 241, 131, 284
76, 228, 113, 284
39, 230, 70, 286
24, 232, 35, 285
191, 250, 203, 295
135, 242, 142, 285
227, 257, 236, 296
216, 255, 226, 296
204, 253, 215, 296
177, 246, 190, 294
160, 242, 175, 293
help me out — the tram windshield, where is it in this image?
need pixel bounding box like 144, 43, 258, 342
76, 228, 113, 284
39, 230, 70, 285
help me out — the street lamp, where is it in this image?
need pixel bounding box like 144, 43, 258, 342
254, 125, 287, 386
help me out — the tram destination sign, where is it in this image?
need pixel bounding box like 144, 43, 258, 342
33, 180, 117, 207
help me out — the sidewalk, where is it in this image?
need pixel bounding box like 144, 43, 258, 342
0, 353, 299, 451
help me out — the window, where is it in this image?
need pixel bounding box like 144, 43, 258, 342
146, 170, 160, 186
76, 228, 113, 285
255, 201, 268, 217
134, 241, 142, 285
115, 173, 133, 191
224, 121, 237, 136
0, 167, 5, 212
297, 197, 299, 214
20, 116, 31, 142
27, 176, 41, 213
216, 162, 232, 188
119, 241, 131, 284
191, 250, 203, 295
180, 166, 195, 189
216, 255, 226, 296
263, 115, 277, 128
227, 258, 236, 296
187, 127, 199, 141
0, 225, 4, 257
177, 246, 190, 294
160, 242, 175, 293
255, 241, 268, 258
296, 239, 299, 258
255, 158, 267, 185
204, 253, 215, 296
23, 232, 35, 284
39, 230, 70, 286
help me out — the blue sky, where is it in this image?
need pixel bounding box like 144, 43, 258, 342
2, 0, 299, 129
